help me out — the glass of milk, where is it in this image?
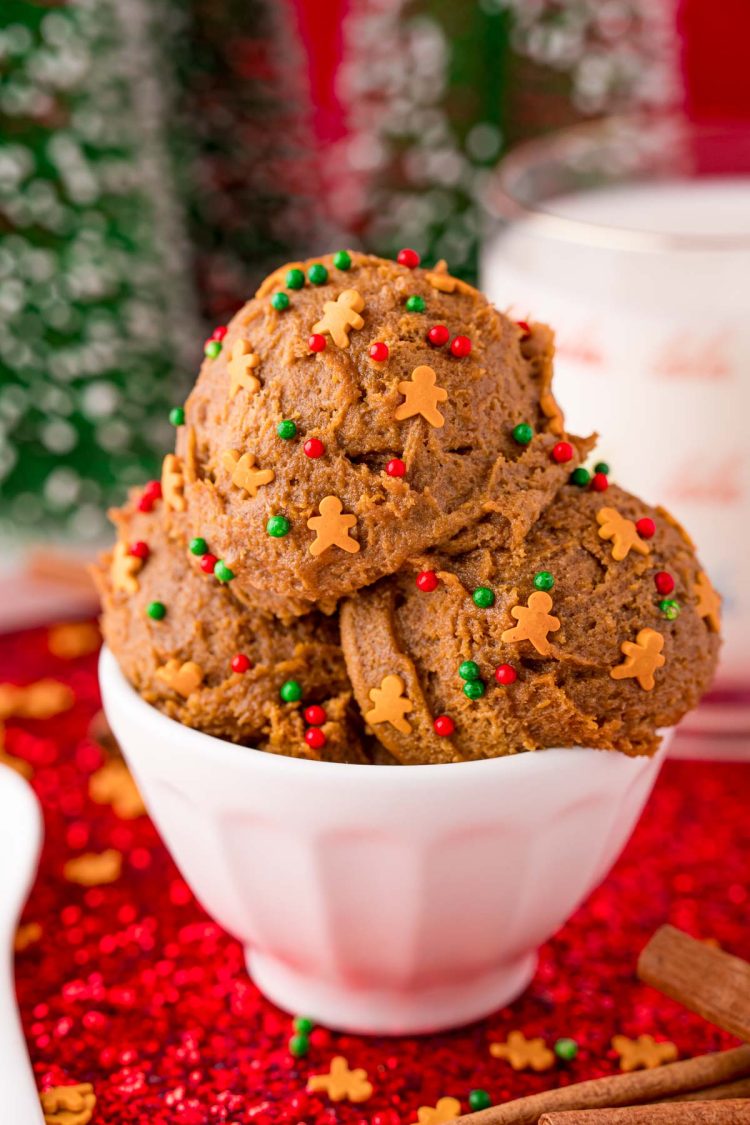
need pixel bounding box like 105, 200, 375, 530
481, 118, 750, 757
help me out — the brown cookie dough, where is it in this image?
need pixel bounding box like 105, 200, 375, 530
340, 484, 720, 763
178, 252, 588, 613
93, 494, 369, 763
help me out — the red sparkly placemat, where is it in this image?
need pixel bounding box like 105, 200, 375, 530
4, 622, 749, 1125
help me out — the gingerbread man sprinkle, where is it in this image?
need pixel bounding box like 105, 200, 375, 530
611, 627, 665, 691
0, 679, 74, 721
307, 495, 360, 557
395, 365, 448, 428
227, 339, 261, 399
312, 289, 365, 348
416, 1097, 462, 1125
14, 921, 42, 952
307, 1057, 373, 1103
155, 659, 204, 698
490, 1030, 555, 1072
501, 590, 561, 656
222, 449, 275, 497
64, 849, 122, 887
48, 621, 100, 659
612, 1034, 678, 1071
424, 259, 458, 293
694, 570, 721, 632
597, 508, 651, 562
364, 674, 413, 734
161, 453, 186, 512
111, 540, 143, 595
41, 1082, 96, 1125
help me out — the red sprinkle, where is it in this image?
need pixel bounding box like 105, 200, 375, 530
433, 715, 455, 737
369, 341, 389, 362
450, 335, 472, 357
308, 333, 327, 353
397, 248, 420, 269
211, 326, 228, 341
304, 705, 327, 727
304, 727, 327, 751
138, 481, 162, 512
416, 570, 439, 592
129, 541, 150, 560
655, 571, 675, 596
552, 441, 574, 464
591, 472, 609, 492
427, 324, 450, 347
303, 438, 325, 459
636, 517, 656, 539
200, 554, 218, 574
516, 320, 531, 336
385, 458, 406, 478
495, 663, 518, 686
231, 654, 251, 674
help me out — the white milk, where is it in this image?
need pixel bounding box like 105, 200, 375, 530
482, 179, 750, 747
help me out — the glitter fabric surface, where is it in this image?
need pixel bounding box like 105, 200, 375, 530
4, 623, 749, 1124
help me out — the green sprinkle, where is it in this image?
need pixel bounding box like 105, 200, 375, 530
294, 1016, 315, 1034
463, 679, 485, 700
333, 250, 352, 271
280, 679, 303, 703
277, 419, 297, 440
405, 295, 426, 313
534, 571, 555, 592
594, 461, 610, 475
472, 587, 495, 609
288, 1034, 309, 1058
286, 267, 305, 290
169, 406, 185, 426
469, 1091, 492, 1112
308, 263, 328, 286
570, 467, 591, 488
660, 599, 680, 620
554, 1038, 578, 1061
271, 292, 290, 311
512, 423, 533, 445
146, 601, 166, 621
189, 537, 207, 556
214, 560, 235, 583
204, 340, 222, 359
267, 515, 291, 538
459, 660, 481, 682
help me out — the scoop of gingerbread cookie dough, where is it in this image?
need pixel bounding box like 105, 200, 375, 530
174, 251, 590, 614
92, 494, 370, 763
340, 483, 721, 764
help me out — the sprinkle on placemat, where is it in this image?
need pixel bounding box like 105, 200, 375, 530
64, 850, 122, 887
312, 289, 365, 347
307, 1056, 373, 1103
490, 1030, 556, 1072
611, 628, 665, 691
111, 541, 143, 595
161, 453, 186, 512
395, 365, 448, 428
694, 571, 721, 632
416, 1096, 462, 1124
0, 680, 74, 720
365, 674, 413, 734
612, 1034, 678, 1071
222, 449, 275, 497
40, 1082, 96, 1125
597, 508, 652, 562
89, 759, 145, 820
501, 590, 561, 656
0, 745, 34, 779
307, 496, 360, 556
14, 921, 42, 952
227, 340, 261, 399
48, 622, 100, 660
155, 659, 204, 698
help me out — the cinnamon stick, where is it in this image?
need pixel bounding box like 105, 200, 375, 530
538, 1103, 749, 1124
638, 925, 750, 1041
448, 1046, 750, 1125
665, 1077, 750, 1103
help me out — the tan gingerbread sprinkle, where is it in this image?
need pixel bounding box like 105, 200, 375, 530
694, 570, 721, 632
161, 453, 186, 512
227, 339, 261, 399
64, 849, 122, 887
424, 259, 458, 293
597, 507, 651, 562
222, 449, 275, 497
612, 1033, 678, 1071
501, 590, 560, 657
307, 495, 360, 557
155, 658, 204, 698
395, 365, 448, 428
364, 674, 413, 735
490, 1030, 555, 1072
48, 621, 100, 659
111, 540, 143, 595
611, 627, 665, 691
416, 1098, 462, 1125
312, 288, 365, 348
307, 1056, 373, 1103
40, 1082, 96, 1125
14, 921, 42, 952
89, 758, 145, 820
0, 679, 74, 721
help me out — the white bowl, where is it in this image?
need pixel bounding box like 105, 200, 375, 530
99, 646, 668, 1035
